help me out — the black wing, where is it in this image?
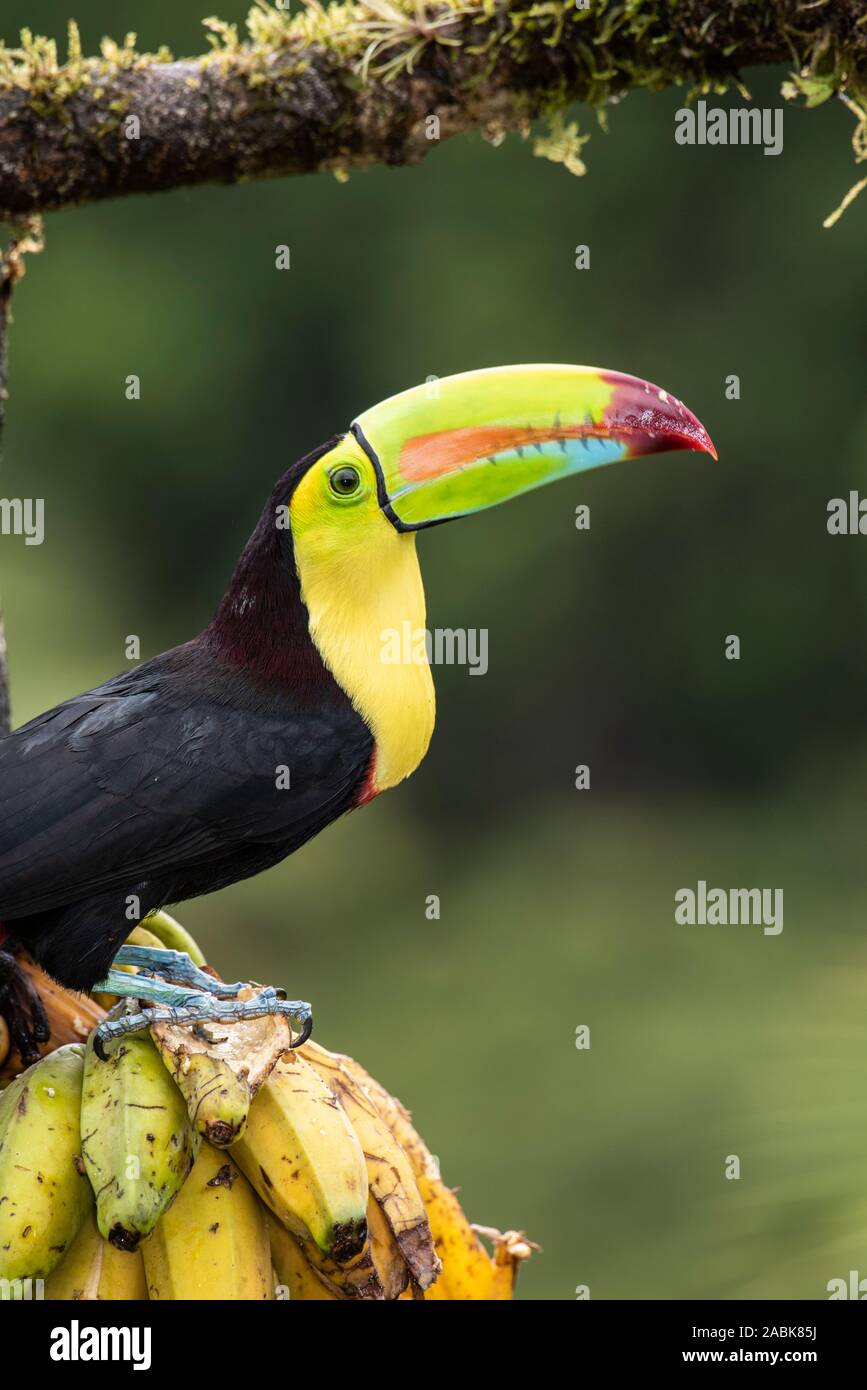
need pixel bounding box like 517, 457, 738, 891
0, 645, 373, 919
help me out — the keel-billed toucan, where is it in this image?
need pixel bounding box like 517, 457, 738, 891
0, 365, 714, 1055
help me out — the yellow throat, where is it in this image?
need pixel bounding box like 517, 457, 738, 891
289, 436, 436, 793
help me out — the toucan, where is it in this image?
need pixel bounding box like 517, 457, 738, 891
0, 364, 715, 1057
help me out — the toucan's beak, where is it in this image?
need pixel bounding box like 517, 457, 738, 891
352, 364, 716, 530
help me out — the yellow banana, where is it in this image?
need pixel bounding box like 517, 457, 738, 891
125, 926, 166, 951
303, 1041, 437, 1289
80, 1030, 198, 1250
271, 1211, 384, 1299
268, 1214, 341, 1301
143, 1142, 272, 1299
413, 1187, 495, 1300
325, 1046, 501, 1299
231, 1051, 368, 1261
153, 1046, 251, 1147
44, 1207, 148, 1300
367, 1194, 410, 1299
150, 983, 292, 1150
0, 1044, 92, 1281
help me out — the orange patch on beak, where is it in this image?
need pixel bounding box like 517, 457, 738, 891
400, 424, 596, 482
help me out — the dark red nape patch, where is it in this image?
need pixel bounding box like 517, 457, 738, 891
203, 540, 328, 700
201, 440, 347, 703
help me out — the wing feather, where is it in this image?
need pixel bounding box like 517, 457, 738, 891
0, 651, 371, 918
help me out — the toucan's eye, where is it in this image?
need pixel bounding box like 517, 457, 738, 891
329, 465, 362, 498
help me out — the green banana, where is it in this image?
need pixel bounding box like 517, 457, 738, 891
0, 1044, 92, 1281
142, 910, 207, 966
79, 1030, 198, 1250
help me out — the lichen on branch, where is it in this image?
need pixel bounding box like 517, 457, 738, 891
0, 1, 865, 221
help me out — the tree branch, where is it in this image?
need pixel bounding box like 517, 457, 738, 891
0, 1, 865, 221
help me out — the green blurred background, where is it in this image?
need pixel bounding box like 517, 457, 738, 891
3, 3, 867, 1300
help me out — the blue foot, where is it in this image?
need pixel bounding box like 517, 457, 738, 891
91, 949, 313, 1060
111, 945, 245, 996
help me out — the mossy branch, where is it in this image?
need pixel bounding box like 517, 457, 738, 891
0, 1, 865, 221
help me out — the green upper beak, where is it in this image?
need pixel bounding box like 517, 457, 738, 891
352, 364, 716, 530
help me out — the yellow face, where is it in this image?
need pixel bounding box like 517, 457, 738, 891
289, 434, 435, 793
288, 433, 383, 568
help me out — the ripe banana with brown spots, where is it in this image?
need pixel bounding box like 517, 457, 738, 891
44, 1207, 148, 1300
303, 1039, 438, 1290
268, 1208, 384, 1299
231, 1050, 368, 1262
143, 1142, 272, 1300
268, 1215, 339, 1300
153, 1047, 252, 1148
318, 1044, 525, 1299
366, 1193, 411, 1299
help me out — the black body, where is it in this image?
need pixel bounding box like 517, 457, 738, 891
0, 443, 374, 990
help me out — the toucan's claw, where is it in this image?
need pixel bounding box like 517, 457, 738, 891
91, 954, 313, 1060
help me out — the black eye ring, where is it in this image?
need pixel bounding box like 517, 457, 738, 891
329, 464, 362, 497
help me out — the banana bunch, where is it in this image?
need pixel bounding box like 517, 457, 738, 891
0, 916, 534, 1300
299, 1041, 537, 1299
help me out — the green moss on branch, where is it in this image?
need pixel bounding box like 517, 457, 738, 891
0, 2, 865, 220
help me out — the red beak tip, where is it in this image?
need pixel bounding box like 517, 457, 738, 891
676, 412, 716, 461
678, 406, 716, 461
604, 372, 716, 464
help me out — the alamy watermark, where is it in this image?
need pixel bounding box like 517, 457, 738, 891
50, 1320, 151, 1370
827, 492, 867, 534
828, 1270, 867, 1299
675, 100, 783, 157
381, 622, 488, 675
0, 497, 44, 545
0, 1276, 44, 1300
675, 880, 783, 936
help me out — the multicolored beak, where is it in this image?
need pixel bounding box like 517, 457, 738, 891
352, 364, 716, 530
